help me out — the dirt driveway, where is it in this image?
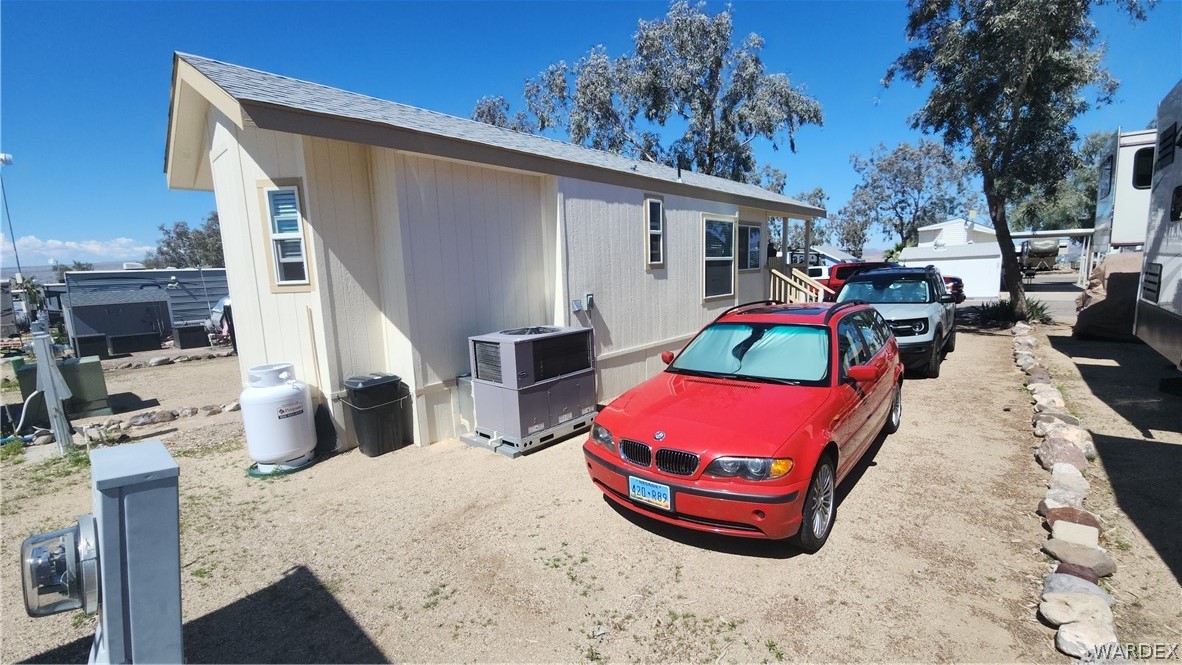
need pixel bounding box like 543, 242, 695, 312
0, 327, 1108, 663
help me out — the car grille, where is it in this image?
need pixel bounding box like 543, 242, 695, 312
620, 439, 652, 467
655, 449, 699, 476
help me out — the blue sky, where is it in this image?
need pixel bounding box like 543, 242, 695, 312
1, 0, 1178, 267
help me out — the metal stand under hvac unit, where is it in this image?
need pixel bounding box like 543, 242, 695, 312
460, 326, 596, 458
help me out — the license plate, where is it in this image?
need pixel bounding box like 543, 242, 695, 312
628, 476, 672, 511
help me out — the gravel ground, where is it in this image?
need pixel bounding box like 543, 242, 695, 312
2, 323, 1168, 663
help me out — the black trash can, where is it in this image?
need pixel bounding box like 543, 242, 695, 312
343, 373, 405, 457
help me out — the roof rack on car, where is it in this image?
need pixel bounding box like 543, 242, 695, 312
711, 300, 783, 323
823, 299, 869, 323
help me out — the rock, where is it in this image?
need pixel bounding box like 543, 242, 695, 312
1044, 507, 1104, 533
1052, 521, 1100, 548
1035, 392, 1067, 409
149, 410, 177, 424
104, 421, 123, 434
129, 362, 146, 369
1014, 335, 1037, 347
117, 362, 135, 369
217, 350, 235, 358
1050, 463, 1090, 497
1024, 362, 1049, 375
1055, 562, 1101, 584
127, 413, 154, 427
1040, 592, 1113, 626
1034, 411, 1081, 427
1042, 539, 1116, 577
203, 353, 217, 360
1025, 373, 1053, 387
1039, 496, 1071, 515
1042, 573, 1114, 606
224, 400, 240, 412
31, 434, 54, 446
174, 355, 191, 363
1045, 424, 1097, 460
1012, 323, 1033, 335
177, 407, 199, 418
1017, 356, 1037, 370
1056, 620, 1118, 659
1044, 487, 1085, 510
202, 406, 223, 416
1036, 438, 1090, 471
148, 356, 173, 367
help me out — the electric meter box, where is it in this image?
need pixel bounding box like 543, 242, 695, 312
89, 441, 183, 664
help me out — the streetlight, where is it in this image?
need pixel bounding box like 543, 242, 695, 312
1, 152, 22, 275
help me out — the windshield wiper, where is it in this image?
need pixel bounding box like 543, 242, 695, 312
673, 369, 801, 386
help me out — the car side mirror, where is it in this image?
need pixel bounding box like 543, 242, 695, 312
846, 365, 881, 383
939, 294, 956, 304
660, 351, 676, 365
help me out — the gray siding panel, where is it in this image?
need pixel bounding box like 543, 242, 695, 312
64, 270, 228, 328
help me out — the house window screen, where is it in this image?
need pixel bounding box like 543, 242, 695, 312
646, 199, 664, 265
738, 225, 761, 270
266, 187, 309, 285
704, 219, 734, 298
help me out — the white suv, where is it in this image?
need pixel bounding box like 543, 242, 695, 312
835, 266, 957, 378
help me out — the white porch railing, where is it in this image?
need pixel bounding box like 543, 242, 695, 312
770, 267, 833, 303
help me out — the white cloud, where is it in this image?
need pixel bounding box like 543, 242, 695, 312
1, 234, 155, 267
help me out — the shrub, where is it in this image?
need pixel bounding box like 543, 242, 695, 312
976, 298, 1052, 324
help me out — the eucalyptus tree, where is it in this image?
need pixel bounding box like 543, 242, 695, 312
143, 212, 224, 269
481, 1, 823, 184
1010, 131, 1110, 232
471, 96, 534, 133
887, 0, 1148, 316
844, 140, 975, 247
829, 209, 871, 258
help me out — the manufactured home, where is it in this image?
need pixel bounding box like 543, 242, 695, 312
1135, 80, 1182, 371
1093, 129, 1156, 256
164, 54, 824, 449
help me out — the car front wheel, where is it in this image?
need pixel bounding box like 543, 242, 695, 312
883, 382, 902, 434
946, 327, 957, 353
925, 334, 943, 378
794, 456, 837, 553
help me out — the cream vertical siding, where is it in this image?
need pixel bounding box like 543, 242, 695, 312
560, 177, 771, 401
206, 113, 329, 400
370, 149, 551, 443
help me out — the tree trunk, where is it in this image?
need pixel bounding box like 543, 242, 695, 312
985, 186, 1028, 319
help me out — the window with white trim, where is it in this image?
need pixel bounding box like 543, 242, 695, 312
737, 224, 761, 270
265, 187, 309, 285
703, 218, 735, 298
646, 198, 664, 265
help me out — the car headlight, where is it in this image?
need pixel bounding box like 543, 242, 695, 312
590, 423, 616, 452
704, 456, 793, 481
892, 317, 928, 334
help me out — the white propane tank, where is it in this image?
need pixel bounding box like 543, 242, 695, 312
240, 363, 316, 471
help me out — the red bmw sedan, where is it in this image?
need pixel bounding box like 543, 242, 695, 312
583, 300, 903, 552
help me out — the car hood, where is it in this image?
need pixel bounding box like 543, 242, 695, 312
600, 372, 830, 455
868, 302, 933, 321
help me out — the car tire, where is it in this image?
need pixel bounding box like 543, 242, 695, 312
883, 382, 902, 434
946, 327, 957, 353
924, 334, 942, 379
793, 455, 837, 554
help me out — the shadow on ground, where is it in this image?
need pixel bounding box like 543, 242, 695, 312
603, 430, 889, 559
107, 392, 160, 413
20, 566, 386, 664
1047, 335, 1181, 438
1092, 432, 1182, 584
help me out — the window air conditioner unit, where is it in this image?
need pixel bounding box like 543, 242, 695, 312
465, 326, 596, 456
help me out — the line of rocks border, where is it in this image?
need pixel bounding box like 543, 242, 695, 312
1012, 322, 1123, 660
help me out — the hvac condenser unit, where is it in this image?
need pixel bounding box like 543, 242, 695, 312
465, 326, 596, 456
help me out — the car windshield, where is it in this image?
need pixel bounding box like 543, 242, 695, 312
668, 323, 829, 384
838, 277, 931, 304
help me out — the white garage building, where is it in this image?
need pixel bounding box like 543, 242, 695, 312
899, 219, 1002, 299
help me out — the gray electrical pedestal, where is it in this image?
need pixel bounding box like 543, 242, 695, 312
89, 441, 182, 664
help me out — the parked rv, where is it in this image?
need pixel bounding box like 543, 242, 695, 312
1020, 238, 1060, 271
1093, 128, 1156, 256
1134, 80, 1182, 371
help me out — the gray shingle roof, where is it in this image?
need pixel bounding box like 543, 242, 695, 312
177, 53, 823, 217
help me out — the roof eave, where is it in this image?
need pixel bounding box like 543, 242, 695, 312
165, 55, 243, 191
237, 99, 823, 219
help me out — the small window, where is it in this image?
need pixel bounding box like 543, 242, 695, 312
737, 225, 761, 270
1132, 147, 1154, 189
853, 310, 888, 356
646, 198, 664, 265
1098, 155, 1114, 199
704, 218, 735, 298
837, 318, 870, 376
266, 187, 309, 285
